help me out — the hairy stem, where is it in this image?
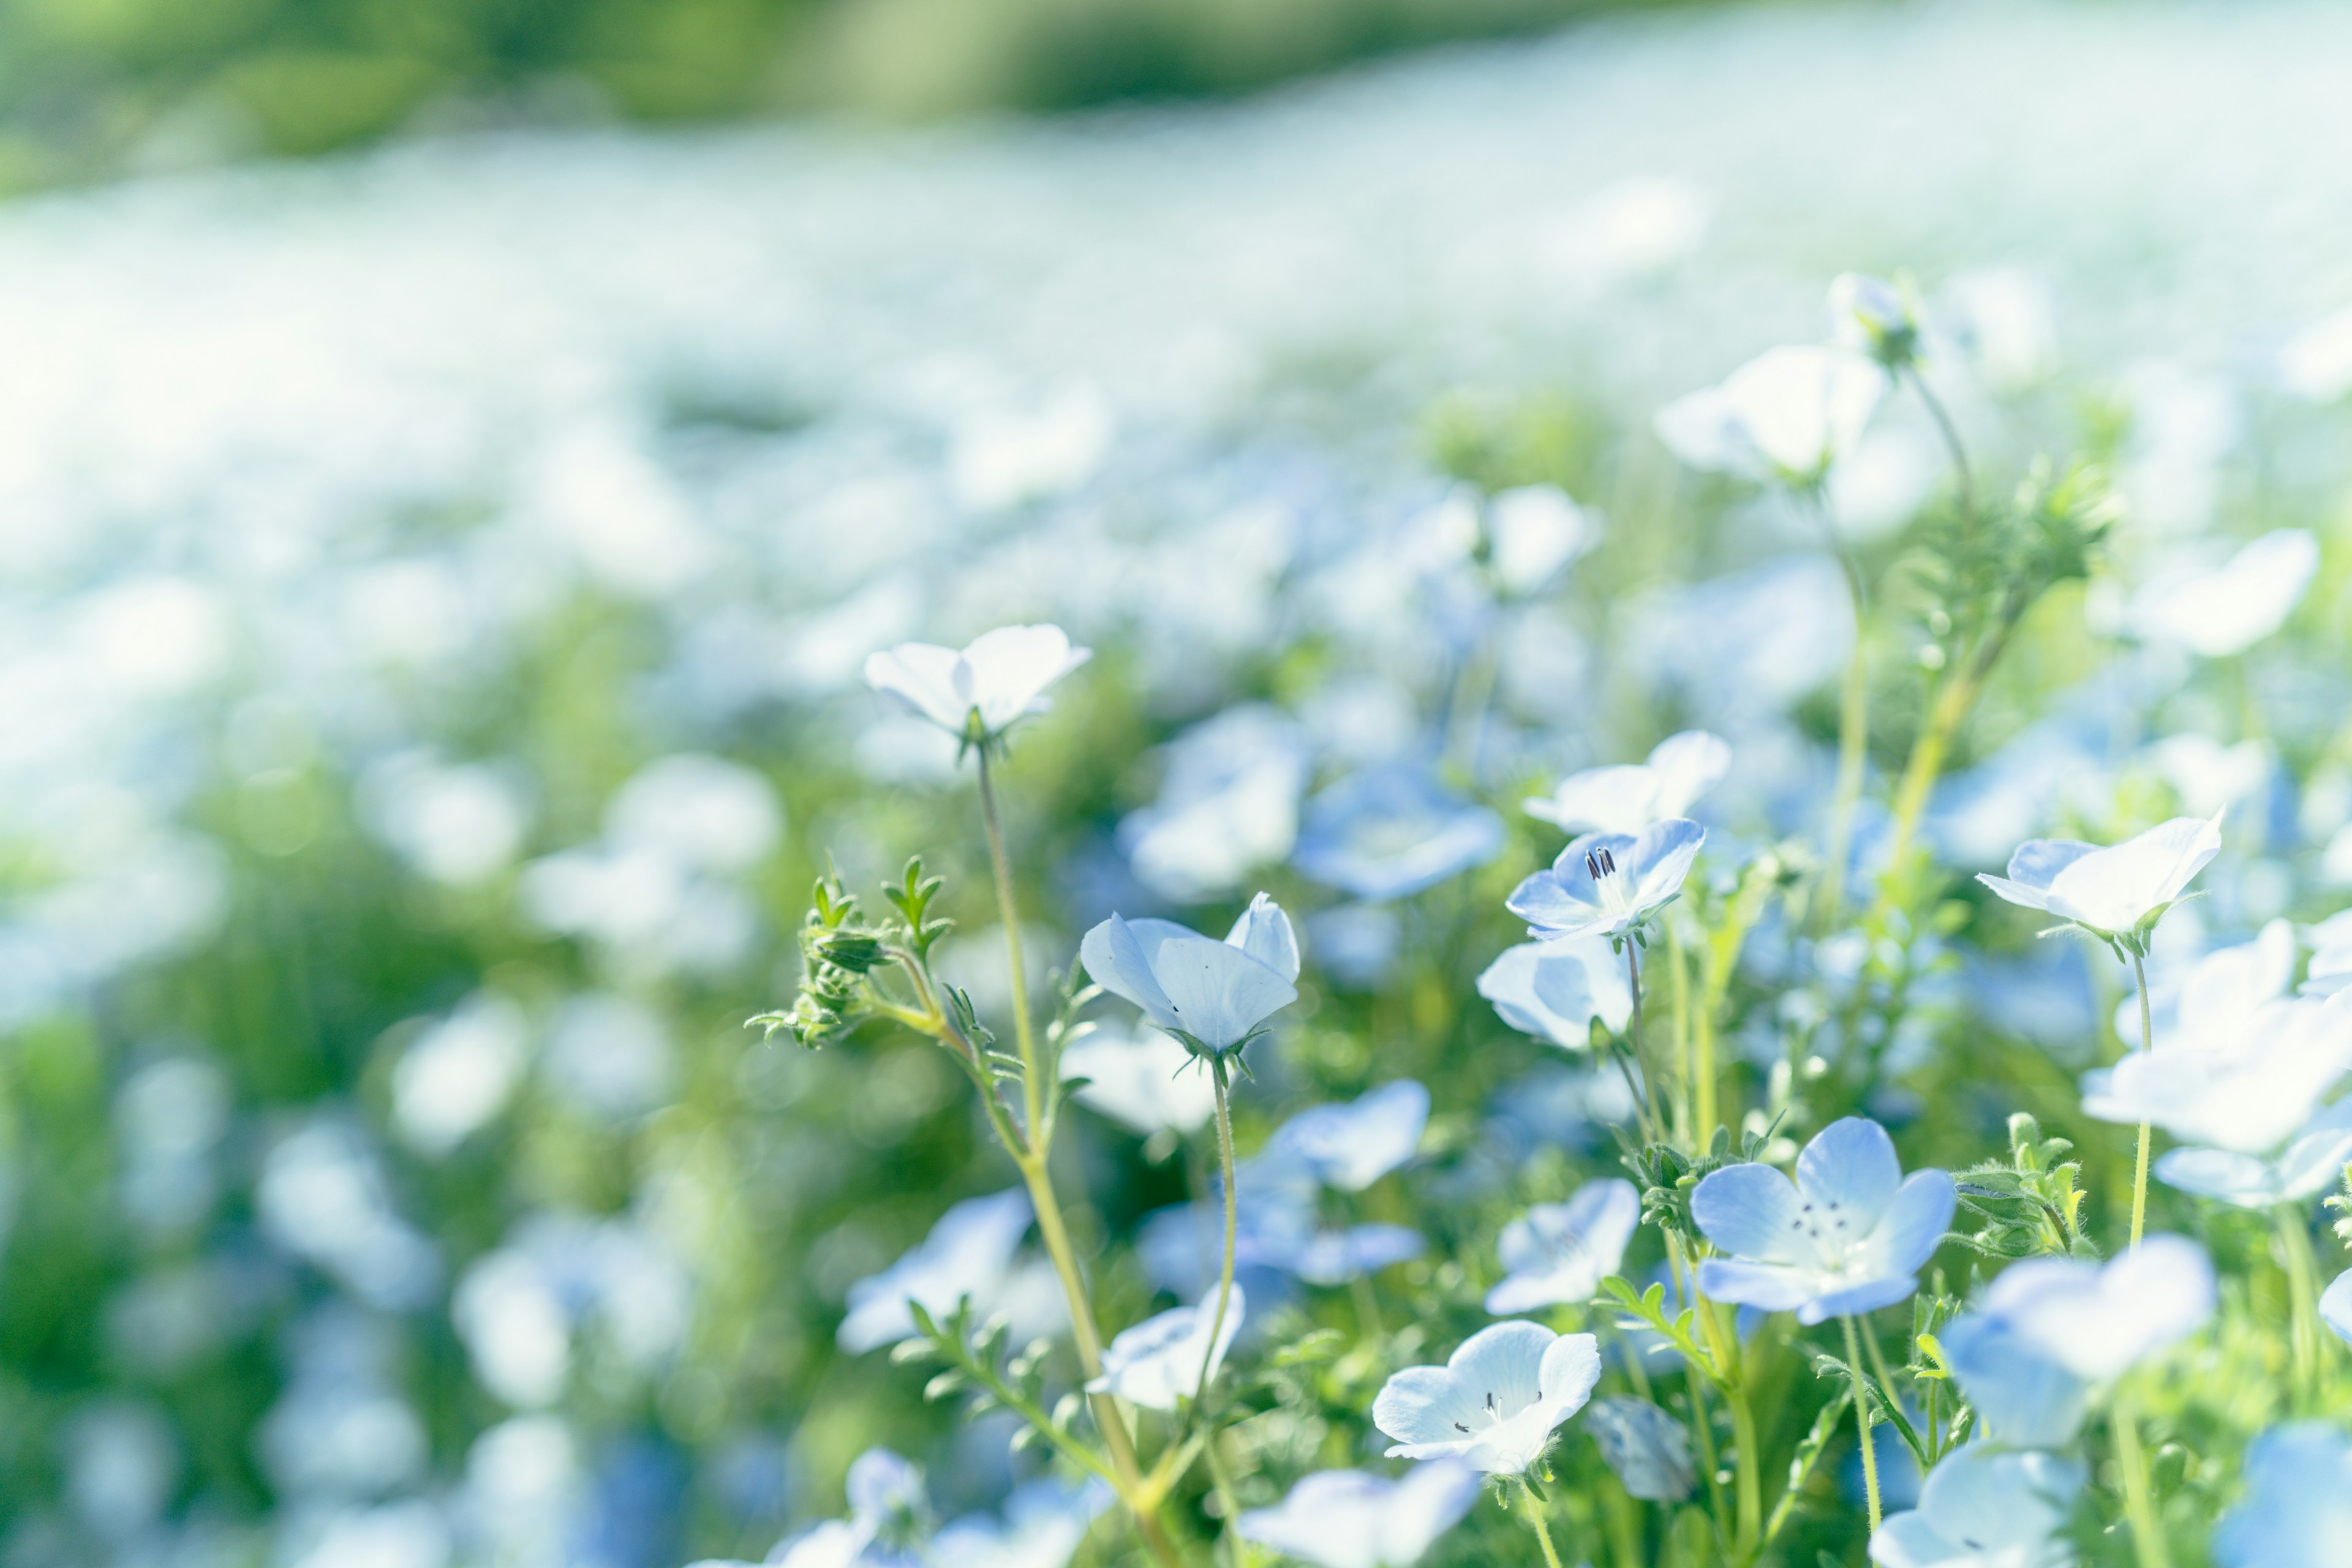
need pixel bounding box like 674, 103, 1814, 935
2130, 950, 2154, 1250
1519, 1483, 1567, 1568
1841, 1316, 1882, 1536
975, 746, 1044, 1139
1667, 920, 1695, 1148
1624, 943, 1667, 1142
1195, 1064, 1240, 1404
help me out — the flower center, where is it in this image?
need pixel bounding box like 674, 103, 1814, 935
1452, 1389, 1514, 1434
1786, 1197, 1866, 1273
1584, 846, 1635, 918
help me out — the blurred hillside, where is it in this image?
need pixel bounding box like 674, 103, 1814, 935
0, 0, 1719, 190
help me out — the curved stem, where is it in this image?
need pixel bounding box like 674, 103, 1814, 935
1841, 1315, 1882, 1536
2130, 950, 2154, 1250
1905, 363, 1975, 526
1518, 1483, 1567, 1568
2113, 1391, 2170, 1568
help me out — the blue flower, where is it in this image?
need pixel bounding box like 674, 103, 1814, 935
1506, 819, 1706, 943
1868, 1447, 2083, 1568
1264, 1080, 1430, 1192
2211, 1423, 2352, 1568
1477, 935, 1634, 1047
1976, 1234, 2214, 1382
1937, 1311, 2088, 1449
1373, 1321, 1604, 1476
1692, 1117, 1955, 1325
1235, 1460, 1482, 1568
1977, 812, 2222, 944
1487, 1178, 1641, 1314
1525, 731, 1731, 837
1292, 765, 1504, 902
1583, 1396, 1695, 1502
1118, 705, 1311, 903
1087, 1284, 1246, 1410
1080, 893, 1300, 1056
932, 1476, 1112, 1568
839, 1189, 1034, 1352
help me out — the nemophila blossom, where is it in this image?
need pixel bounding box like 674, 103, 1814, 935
1486, 1178, 1642, 1313
2155, 1096, 2352, 1208
863, 625, 1091, 748
1828, 273, 1921, 370
1584, 1396, 1695, 1501
2129, 529, 2319, 658
714, 1448, 929, 1568
1373, 1321, 1603, 1476
2116, 918, 2293, 1052
1868, 1447, 2084, 1568
1937, 1310, 2088, 1448
1080, 893, 1300, 1058
1692, 1117, 1954, 1324
1235, 1460, 1482, 1568
1655, 344, 1887, 486
1524, 730, 1732, 836
839, 1189, 1034, 1352
1977, 812, 2223, 946
1477, 935, 1635, 1047
1978, 1234, 2214, 1382
1292, 766, 1504, 902
2322, 1270, 2352, 1348
932, 1476, 1111, 1568
2211, 1423, 2352, 1568
1485, 484, 1601, 597
1086, 1284, 1245, 1410
1507, 820, 1705, 944
1263, 1080, 1430, 1191
1057, 1026, 1216, 1137
2082, 989, 2352, 1155
1119, 705, 1311, 902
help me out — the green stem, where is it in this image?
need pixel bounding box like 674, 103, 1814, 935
975, 745, 1044, 1139
1519, 1483, 1567, 1568
1624, 943, 1666, 1143
1195, 1063, 1240, 1403
2130, 950, 2154, 1250
2278, 1202, 2326, 1405
1202, 1428, 1245, 1568
1841, 1316, 1882, 1536
2112, 1392, 2170, 1568
1906, 363, 1975, 526
1667, 920, 1695, 1148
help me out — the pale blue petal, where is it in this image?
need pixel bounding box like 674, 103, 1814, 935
2003, 837, 2098, 892
2323, 1271, 2352, 1349
1626, 818, 1705, 908
2155, 1147, 2277, 1207
1148, 934, 1297, 1050
1869, 1170, 1956, 1275
1373, 1365, 1479, 1449
1694, 1258, 1815, 1313
1080, 916, 1180, 1030
1268, 1080, 1428, 1191
1691, 1162, 1805, 1263
1868, 1510, 1955, 1568
2275, 1098, 2352, 1201
1224, 892, 1301, 982
1974, 872, 2055, 913
1536, 1330, 1604, 1411
1385, 1460, 1483, 1562
1940, 1311, 2087, 1448
1798, 1273, 1917, 1325
1796, 1117, 1904, 1235
1446, 1321, 1556, 1414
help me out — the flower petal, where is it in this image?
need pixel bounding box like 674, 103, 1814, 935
1694, 1258, 1817, 1313
1691, 1161, 1806, 1264
1795, 1117, 1905, 1236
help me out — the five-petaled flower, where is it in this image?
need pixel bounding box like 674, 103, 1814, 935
1507, 820, 1705, 946
1977, 812, 2223, 951
1086, 1284, 1246, 1411
1234, 1460, 1482, 1568
1371, 1320, 1602, 1476
1485, 1178, 1641, 1314
1971, 1233, 2214, 1383
1868, 1446, 2083, 1568
1691, 1117, 1955, 1325
1525, 729, 1731, 837
1080, 893, 1300, 1058
864, 624, 1092, 750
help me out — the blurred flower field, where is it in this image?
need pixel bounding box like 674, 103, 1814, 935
6, 3, 2352, 1566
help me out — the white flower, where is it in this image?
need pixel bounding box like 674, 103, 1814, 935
1080, 894, 1300, 1056
1869, 1447, 2084, 1568
1486, 1178, 1641, 1314
1235, 1461, 1482, 1568
2113, 918, 2293, 1053
930, 1476, 1111, 1568
1118, 706, 1311, 903
863, 625, 1091, 746
2082, 989, 2352, 1155
1086, 1285, 1245, 1411
1057, 1027, 1217, 1137
2129, 530, 2319, 658
1477, 935, 1635, 1046
838, 1190, 1033, 1353
1506, 820, 1705, 943
1827, 273, 1919, 368
1262, 1080, 1428, 1192
1371, 1321, 1602, 1476
1525, 730, 1730, 836
2157, 1096, 2352, 1208
1654, 345, 1887, 486
1980, 1234, 2215, 1382
1486, 484, 1602, 596
1977, 812, 2222, 942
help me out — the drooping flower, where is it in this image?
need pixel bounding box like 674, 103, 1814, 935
2082, 988, 2352, 1156
1080, 894, 1300, 1057
1691, 1117, 1956, 1325
1977, 812, 2223, 946
1477, 935, 1636, 1046
1507, 820, 1705, 944
2211, 1423, 2352, 1568
1977, 1234, 2214, 1382
1086, 1284, 1245, 1411
2154, 1096, 2352, 1208
1828, 273, 1921, 371
1583, 1396, 1696, 1502
1868, 1447, 2084, 1568
839, 1189, 1035, 1352
930, 1476, 1112, 1568
1372, 1320, 1603, 1476
1292, 766, 1504, 902
863, 625, 1091, 748
1524, 731, 1732, 837
1057, 1026, 1217, 1137
1262, 1080, 1430, 1192
1234, 1461, 1482, 1568
1654, 344, 1888, 486
1936, 1310, 2089, 1449
1486, 1178, 1642, 1314
2129, 529, 2319, 659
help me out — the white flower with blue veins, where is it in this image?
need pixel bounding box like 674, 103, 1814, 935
1372, 1320, 1603, 1476
1655, 344, 1888, 486
1235, 1460, 1482, 1568
1977, 812, 2222, 946
1477, 934, 1635, 1047
1869, 1446, 2084, 1568
1080, 894, 1300, 1057
1086, 1284, 1245, 1411
2212, 1423, 2352, 1568
1507, 819, 1705, 944
1691, 1117, 1956, 1325
863, 624, 1091, 747
1486, 1178, 1641, 1314
1525, 730, 1731, 836
1977, 1234, 2214, 1382
838, 1189, 1034, 1353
